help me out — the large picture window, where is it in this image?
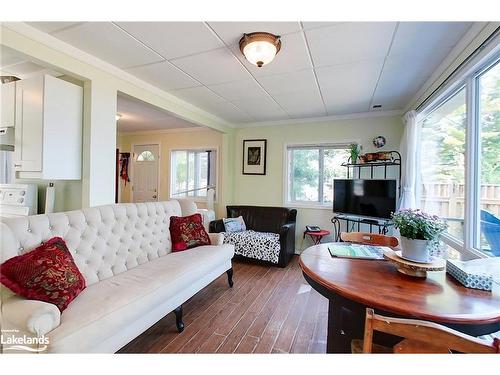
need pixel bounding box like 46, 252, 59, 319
286, 144, 349, 206
170, 149, 217, 199
417, 56, 500, 258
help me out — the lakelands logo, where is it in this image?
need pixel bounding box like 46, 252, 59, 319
1, 329, 49, 352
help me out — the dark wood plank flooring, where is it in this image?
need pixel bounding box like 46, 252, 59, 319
118, 256, 328, 353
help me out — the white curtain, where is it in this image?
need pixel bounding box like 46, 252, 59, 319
398, 110, 418, 210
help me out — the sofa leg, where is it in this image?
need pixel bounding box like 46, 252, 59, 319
173, 306, 184, 333
226, 268, 234, 288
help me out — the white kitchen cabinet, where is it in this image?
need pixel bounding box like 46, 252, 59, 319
1, 81, 16, 128
14, 75, 83, 180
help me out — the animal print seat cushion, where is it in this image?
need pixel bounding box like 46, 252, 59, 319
222, 230, 280, 264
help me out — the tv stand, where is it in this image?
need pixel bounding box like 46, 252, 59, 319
331, 214, 393, 241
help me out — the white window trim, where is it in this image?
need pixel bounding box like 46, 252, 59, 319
169, 146, 219, 203
416, 49, 500, 259
283, 140, 358, 209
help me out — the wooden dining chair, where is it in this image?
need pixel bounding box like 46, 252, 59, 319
357, 308, 500, 354
340, 231, 399, 247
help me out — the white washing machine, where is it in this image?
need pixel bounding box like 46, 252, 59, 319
0, 183, 38, 218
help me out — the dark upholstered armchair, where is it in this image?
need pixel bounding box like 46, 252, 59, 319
209, 205, 297, 267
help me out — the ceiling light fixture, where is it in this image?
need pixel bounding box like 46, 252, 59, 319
239, 32, 281, 68
115, 114, 122, 121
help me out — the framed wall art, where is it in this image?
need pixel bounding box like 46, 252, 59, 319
242, 139, 267, 175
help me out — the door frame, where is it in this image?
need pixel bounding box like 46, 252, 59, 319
130, 142, 161, 203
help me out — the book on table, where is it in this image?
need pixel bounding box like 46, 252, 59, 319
328, 243, 391, 260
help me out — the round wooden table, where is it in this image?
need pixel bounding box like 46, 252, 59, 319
299, 243, 500, 353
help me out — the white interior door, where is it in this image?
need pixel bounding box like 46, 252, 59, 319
132, 144, 159, 203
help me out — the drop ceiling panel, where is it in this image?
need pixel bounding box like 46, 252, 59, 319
316, 60, 384, 115
171, 47, 251, 85
273, 91, 326, 118
52, 22, 164, 68
306, 22, 396, 67
28, 22, 81, 34
207, 22, 302, 46
256, 69, 319, 96
230, 32, 312, 77
115, 22, 224, 59
231, 96, 289, 121
301, 22, 344, 30
125, 61, 200, 90
390, 22, 472, 57
207, 79, 268, 100
173, 86, 254, 122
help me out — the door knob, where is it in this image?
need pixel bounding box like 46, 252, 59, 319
153, 195, 157, 199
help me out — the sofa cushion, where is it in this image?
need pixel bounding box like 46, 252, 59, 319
223, 216, 246, 233
0, 237, 86, 312
169, 213, 211, 251
46, 244, 234, 353
222, 230, 280, 264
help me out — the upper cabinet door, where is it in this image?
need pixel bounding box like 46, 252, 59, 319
1, 81, 16, 128
14, 76, 44, 172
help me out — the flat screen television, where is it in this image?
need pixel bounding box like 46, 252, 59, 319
333, 179, 397, 219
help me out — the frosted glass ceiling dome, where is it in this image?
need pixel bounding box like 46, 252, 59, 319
239, 32, 281, 68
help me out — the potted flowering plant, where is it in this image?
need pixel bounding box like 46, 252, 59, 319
391, 209, 448, 262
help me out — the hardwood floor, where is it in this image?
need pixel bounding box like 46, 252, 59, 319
118, 256, 328, 354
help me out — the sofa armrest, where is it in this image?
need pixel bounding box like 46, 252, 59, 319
209, 233, 224, 246
1, 296, 61, 336
209, 219, 225, 233
278, 223, 296, 267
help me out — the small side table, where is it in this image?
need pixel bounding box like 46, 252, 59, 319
302, 229, 331, 247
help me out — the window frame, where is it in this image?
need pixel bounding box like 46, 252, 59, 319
169, 146, 218, 203
416, 52, 500, 259
283, 141, 356, 209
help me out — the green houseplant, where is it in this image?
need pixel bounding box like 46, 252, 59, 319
391, 209, 447, 262
349, 143, 362, 164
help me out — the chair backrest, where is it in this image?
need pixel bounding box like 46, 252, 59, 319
481, 210, 500, 256
362, 308, 500, 354
340, 232, 399, 247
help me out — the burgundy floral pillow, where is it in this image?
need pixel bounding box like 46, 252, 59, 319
169, 213, 211, 252
0, 237, 86, 312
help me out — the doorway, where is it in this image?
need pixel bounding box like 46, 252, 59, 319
131, 144, 159, 203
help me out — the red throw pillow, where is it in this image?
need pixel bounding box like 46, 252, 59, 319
169, 213, 211, 252
0, 237, 86, 312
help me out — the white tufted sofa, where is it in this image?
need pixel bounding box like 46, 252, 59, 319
0, 201, 234, 353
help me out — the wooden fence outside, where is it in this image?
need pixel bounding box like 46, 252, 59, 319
420, 183, 499, 219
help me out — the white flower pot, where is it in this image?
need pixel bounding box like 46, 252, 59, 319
401, 237, 430, 263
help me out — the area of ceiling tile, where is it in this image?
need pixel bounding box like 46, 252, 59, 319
26, 21, 474, 124
125, 61, 201, 90
52, 22, 165, 69
115, 22, 224, 59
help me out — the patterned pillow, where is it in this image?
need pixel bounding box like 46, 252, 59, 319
169, 213, 211, 252
0, 237, 86, 312
223, 216, 247, 233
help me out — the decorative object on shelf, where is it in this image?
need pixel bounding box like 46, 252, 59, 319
239, 32, 281, 68
372, 135, 386, 148
119, 152, 130, 185
242, 139, 267, 175
446, 258, 500, 291
391, 209, 448, 263
383, 249, 446, 278
359, 151, 393, 163
349, 143, 362, 164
